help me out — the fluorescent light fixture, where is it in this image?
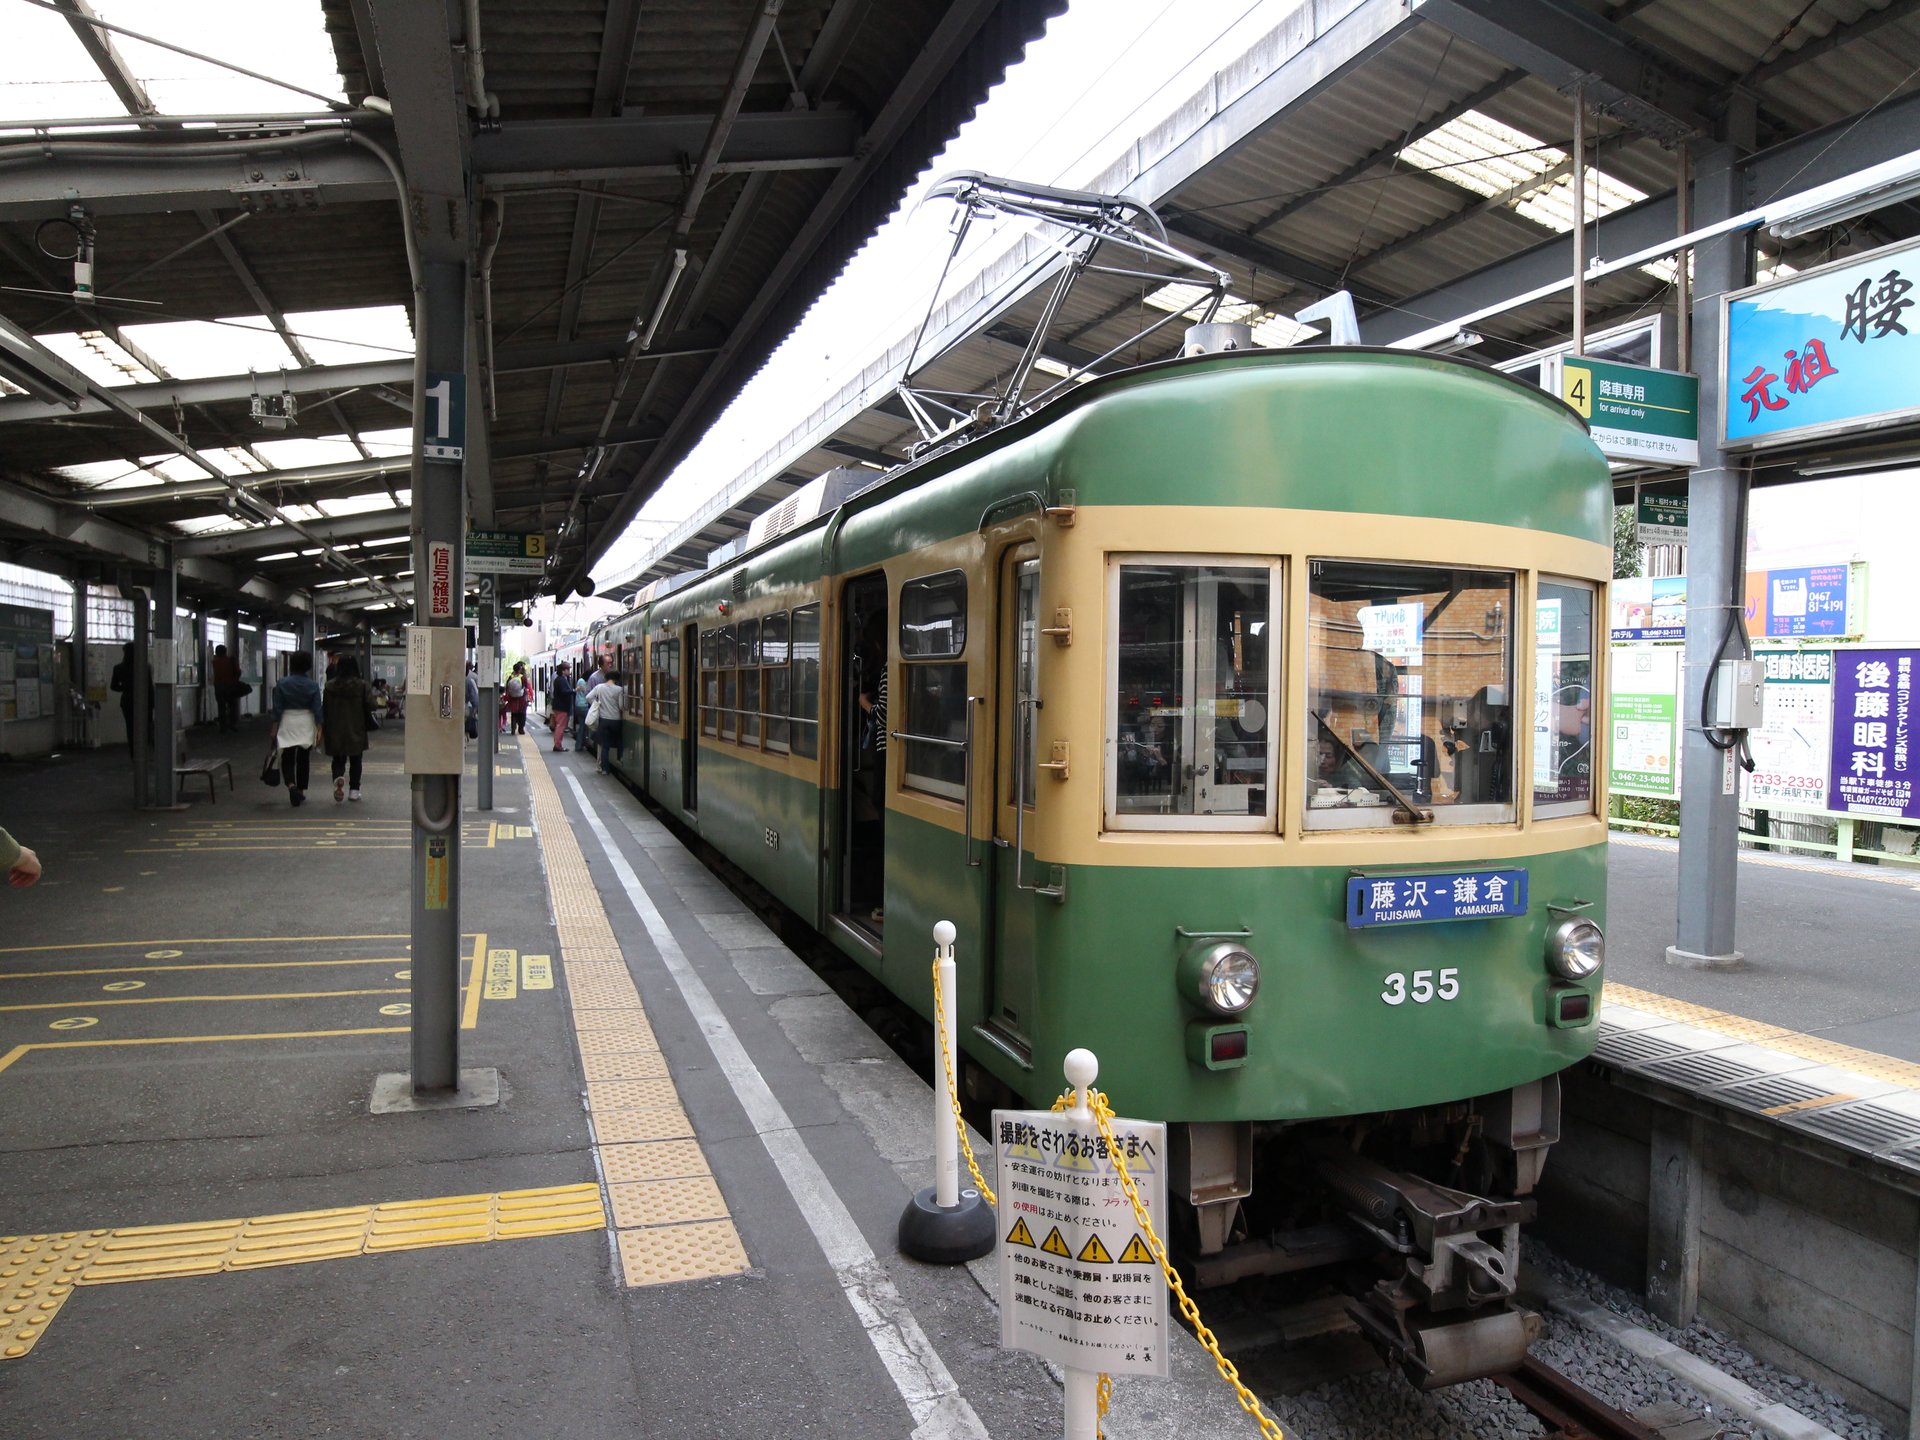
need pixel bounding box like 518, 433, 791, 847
1796, 450, 1920, 478
1430, 329, 1484, 355
1765, 151, 1920, 239
1769, 174, 1920, 240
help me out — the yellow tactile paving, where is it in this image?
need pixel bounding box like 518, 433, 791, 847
615, 1220, 749, 1287
598, 1140, 711, 1183
518, 735, 747, 1288
1606, 983, 1920, 1088
607, 1177, 729, 1229
0, 1187, 605, 1358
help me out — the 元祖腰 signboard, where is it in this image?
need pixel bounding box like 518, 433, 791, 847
993, 1107, 1168, 1377
1723, 236, 1920, 449
1827, 648, 1919, 820
1609, 644, 1680, 797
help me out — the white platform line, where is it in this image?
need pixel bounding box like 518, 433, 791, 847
560, 771, 989, 1440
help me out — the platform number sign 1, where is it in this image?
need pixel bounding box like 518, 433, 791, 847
422, 371, 466, 460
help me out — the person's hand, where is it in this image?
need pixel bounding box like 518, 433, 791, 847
8, 847, 41, 887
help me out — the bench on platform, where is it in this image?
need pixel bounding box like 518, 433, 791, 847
176, 756, 235, 802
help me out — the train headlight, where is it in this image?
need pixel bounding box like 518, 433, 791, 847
1546, 917, 1605, 980
1180, 942, 1260, 1016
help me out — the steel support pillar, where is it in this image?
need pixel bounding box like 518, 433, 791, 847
1668, 142, 1751, 971
152, 549, 179, 802
478, 581, 496, 811
71, 578, 88, 745
410, 258, 468, 1095
118, 580, 150, 806
192, 610, 209, 727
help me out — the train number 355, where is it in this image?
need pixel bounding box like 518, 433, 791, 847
1381, 968, 1461, 1006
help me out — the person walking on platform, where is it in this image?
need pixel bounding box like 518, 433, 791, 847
110, 640, 155, 750
270, 651, 324, 808
464, 661, 480, 741
586, 667, 625, 775
1, 827, 42, 887
547, 662, 575, 752
323, 656, 374, 803
503, 660, 530, 736
211, 643, 243, 732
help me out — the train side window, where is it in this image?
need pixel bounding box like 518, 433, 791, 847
700, 629, 719, 737
763, 611, 791, 754
652, 635, 680, 725
1107, 558, 1277, 829
790, 604, 821, 759
718, 625, 738, 742
1533, 579, 1595, 818
1304, 560, 1516, 830
900, 571, 968, 800
739, 618, 762, 747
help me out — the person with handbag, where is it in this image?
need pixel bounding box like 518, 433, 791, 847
323, 656, 374, 802
547, 662, 575, 753
502, 661, 531, 735
269, 652, 325, 807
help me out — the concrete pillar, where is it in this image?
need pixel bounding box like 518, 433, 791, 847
1646, 1111, 1704, 1325
152, 548, 179, 803
1668, 140, 1753, 971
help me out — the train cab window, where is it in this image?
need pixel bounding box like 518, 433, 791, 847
699, 630, 719, 737
791, 604, 821, 759
899, 571, 968, 800
718, 625, 738, 741
763, 611, 791, 753
1107, 559, 1277, 829
1533, 579, 1596, 818
1305, 561, 1516, 830
739, 619, 762, 747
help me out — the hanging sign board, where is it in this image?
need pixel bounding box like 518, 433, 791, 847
466, 530, 548, 577
993, 1108, 1169, 1377
1636, 493, 1688, 545
421, 371, 466, 460
1723, 236, 1920, 449
1560, 357, 1700, 466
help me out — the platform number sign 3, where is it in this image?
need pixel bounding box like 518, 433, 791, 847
422, 371, 466, 460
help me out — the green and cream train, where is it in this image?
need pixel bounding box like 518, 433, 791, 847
583, 345, 1610, 1385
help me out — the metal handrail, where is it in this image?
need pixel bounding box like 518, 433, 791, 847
1014, 696, 1064, 898
890, 695, 984, 868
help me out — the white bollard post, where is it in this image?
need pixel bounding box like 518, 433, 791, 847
896, 920, 995, 1264
1062, 1047, 1101, 1440
933, 919, 960, 1210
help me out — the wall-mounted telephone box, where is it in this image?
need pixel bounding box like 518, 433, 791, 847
405, 625, 467, 775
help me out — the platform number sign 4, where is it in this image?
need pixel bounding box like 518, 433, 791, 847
422, 371, 466, 460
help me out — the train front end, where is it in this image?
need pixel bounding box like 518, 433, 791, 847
1003, 347, 1613, 1386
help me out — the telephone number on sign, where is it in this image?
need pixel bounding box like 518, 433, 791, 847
1381, 968, 1460, 1006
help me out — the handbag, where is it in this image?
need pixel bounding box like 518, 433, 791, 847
260, 742, 282, 787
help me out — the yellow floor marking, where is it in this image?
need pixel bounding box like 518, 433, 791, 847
1762, 1093, 1858, 1117
1606, 983, 1920, 1088
0, 935, 480, 957
0, 988, 408, 1013
0, 1186, 604, 1358
521, 955, 553, 989
460, 947, 485, 1032
517, 734, 746, 1287
483, 949, 518, 1000
0, 1029, 408, 1077
0, 959, 410, 980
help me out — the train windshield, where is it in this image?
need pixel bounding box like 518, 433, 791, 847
1108, 558, 1277, 829
1305, 561, 1516, 829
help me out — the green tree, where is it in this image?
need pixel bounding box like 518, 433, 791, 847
1613, 504, 1643, 579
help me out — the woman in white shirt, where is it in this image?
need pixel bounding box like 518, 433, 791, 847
587, 669, 625, 775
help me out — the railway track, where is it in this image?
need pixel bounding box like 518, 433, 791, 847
1491, 1355, 1668, 1440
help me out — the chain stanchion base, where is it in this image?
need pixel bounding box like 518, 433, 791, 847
898, 1186, 995, 1264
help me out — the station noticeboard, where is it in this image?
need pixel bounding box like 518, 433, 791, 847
0, 604, 55, 723
1608, 644, 1680, 798
1559, 356, 1699, 467
466, 530, 548, 577
1745, 650, 1834, 811
993, 1108, 1169, 1377
1723, 235, 1920, 450
1636, 493, 1687, 545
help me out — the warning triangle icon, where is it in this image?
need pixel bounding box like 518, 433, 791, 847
1005, 1217, 1037, 1249
1119, 1233, 1155, 1264
1076, 1232, 1114, 1264
1040, 1226, 1073, 1258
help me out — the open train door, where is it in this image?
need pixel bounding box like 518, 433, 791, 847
983, 544, 1041, 1066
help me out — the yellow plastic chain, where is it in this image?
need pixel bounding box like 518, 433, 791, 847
930, 957, 998, 1208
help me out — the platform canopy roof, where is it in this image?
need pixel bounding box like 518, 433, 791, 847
603, 0, 1920, 599
0, 0, 1064, 624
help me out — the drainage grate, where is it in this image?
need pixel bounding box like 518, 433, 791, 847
1715, 1076, 1832, 1113
1640, 1053, 1766, 1092
1879, 1143, 1920, 1176
1784, 1102, 1920, 1153
1594, 1030, 1690, 1066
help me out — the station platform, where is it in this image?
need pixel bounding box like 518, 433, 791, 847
1597, 834, 1920, 1180
0, 719, 1252, 1438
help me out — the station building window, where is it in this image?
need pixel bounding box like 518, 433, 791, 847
1107, 558, 1277, 829
791, 604, 821, 759
899, 571, 969, 800
1305, 560, 1516, 830
1533, 578, 1595, 818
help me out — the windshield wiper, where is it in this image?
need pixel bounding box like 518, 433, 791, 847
1312, 711, 1433, 826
